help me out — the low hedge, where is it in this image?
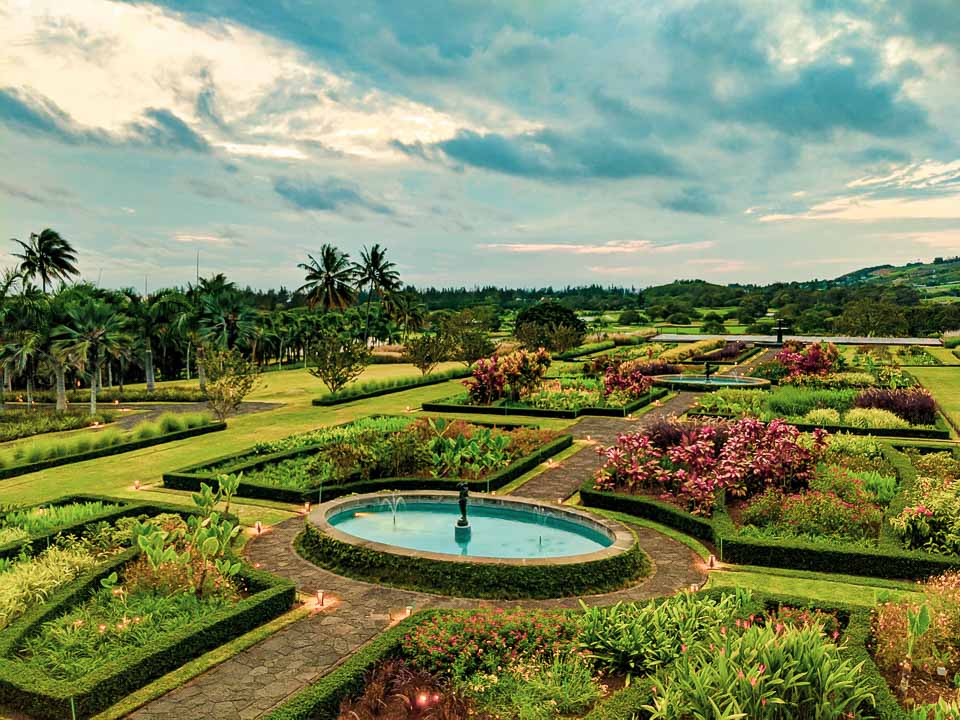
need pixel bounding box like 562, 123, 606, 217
296, 522, 649, 599
312, 368, 471, 406
24, 387, 207, 404
164, 433, 574, 504
421, 387, 669, 420
683, 344, 763, 366
0, 553, 295, 719
684, 409, 952, 440
580, 479, 960, 580
263, 612, 432, 720
0, 494, 214, 561
554, 341, 617, 360
0, 422, 226, 481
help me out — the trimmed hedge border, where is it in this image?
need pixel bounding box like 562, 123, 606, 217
554, 341, 617, 360
683, 344, 764, 366
685, 408, 952, 440
312, 369, 471, 407
296, 521, 649, 599
0, 494, 216, 561
0, 551, 295, 720
422, 386, 669, 420
164, 432, 574, 504
579, 443, 960, 580
0, 422, 226, 481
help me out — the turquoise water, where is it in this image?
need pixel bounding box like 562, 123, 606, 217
329, 501, 612, 559
655, 374, 767, 386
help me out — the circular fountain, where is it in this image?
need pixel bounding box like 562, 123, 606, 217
651, 374, 770, 391
303, 491, 644, 598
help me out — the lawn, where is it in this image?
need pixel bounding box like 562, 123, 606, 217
911, 366, 960, 433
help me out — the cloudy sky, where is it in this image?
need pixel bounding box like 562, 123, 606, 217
1, 0, 958, 291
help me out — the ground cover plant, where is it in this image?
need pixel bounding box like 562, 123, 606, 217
0, 412, 214, 474
0, 409, 115, 443
327, 591, 879, 720
692, 385, 943, 434
0, 499, 123, 546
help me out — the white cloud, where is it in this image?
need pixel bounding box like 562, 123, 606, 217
0, 0, 493, 160
883, 230, 960, 251
759, 192, 960, 222
847, 159, 960, 190
477, 240, 714, 255
173, 232, 235, 246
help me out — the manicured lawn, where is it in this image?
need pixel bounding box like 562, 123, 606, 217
911, 366, 960, 432
927, 346, 960, 365
706, 568, 922, 606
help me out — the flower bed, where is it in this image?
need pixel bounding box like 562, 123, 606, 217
267, 590, 885, 720
688, 341, 762, 365
689, 386, 950, 439
163, 416, 573, 503
0, 409, 116, 443
582, 422, 960, 579
0, 489, 294, 720
753, 341, 914, 389
0, 414, 223, 480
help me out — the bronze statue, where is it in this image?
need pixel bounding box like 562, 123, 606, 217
457, 482, 469, 527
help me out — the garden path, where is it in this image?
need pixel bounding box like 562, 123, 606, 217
129, 514, 704, 719
514, 391, 701, 502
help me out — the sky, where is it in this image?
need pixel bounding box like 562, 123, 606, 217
1, 0, 959, 292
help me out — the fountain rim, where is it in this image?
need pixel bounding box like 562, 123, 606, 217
651, 374, 771, 390
308, 491, 636, 566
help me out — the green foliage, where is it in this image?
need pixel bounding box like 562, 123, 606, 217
201, 347, 259, 421
578, 590, 756, 676
0, 410, 115, 443
307, 329, 370, 393
644, 623, 875, 719
844, 407, 912, 430
402, 332, 453, 375
514, 302, 586, 352
313, 367, 470, 405
0, 501, 122, 547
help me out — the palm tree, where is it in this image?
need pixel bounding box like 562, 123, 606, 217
198, 289, 257, 351
353, 244, 400, 343
1, 285, 47, 408
297, 245, 356, 311
122, 289, 175, 391
54, 298, 130, 415
10, 229, 80, 293
0, 269, 21, 412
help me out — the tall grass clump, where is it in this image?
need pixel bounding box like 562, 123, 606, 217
0, 546, 101, 630
764, 387, 857, 418
0, 500, 122, 544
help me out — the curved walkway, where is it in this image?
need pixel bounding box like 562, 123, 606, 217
130, 516, 704, 719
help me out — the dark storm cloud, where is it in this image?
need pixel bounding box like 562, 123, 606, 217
273, 177, 393, 215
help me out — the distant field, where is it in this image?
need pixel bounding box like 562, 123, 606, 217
654, 324, 749, 335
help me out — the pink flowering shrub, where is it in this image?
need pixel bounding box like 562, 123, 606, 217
741, 486, 882, 540
775, 341, 841, 377
594, 418, 828, 515
401, 608, 577, 679
602, 359, 654, 399
464, 348, 551, 403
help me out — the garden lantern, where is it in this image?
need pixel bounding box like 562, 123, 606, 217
255, 520, 262, 535
316, 590, 324, 606
133, 479, 141, 490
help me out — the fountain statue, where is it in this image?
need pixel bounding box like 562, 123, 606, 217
455, 482, 471, 542
704, 362, 718, 382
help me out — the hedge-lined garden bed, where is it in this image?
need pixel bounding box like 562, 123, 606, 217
423, 387, 669, 419
0, 417, 225, 480
296, 520, 648, 599
312, 368, 471, 406
266, 590, 919, 720
686, 408, 952, 439
164, 416, 574, 503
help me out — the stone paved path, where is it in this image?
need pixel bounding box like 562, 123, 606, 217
130, 511, 704, 719
516, 392, 701, 502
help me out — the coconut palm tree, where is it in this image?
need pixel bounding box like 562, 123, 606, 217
353, 244, 400, 343
297, 245, 356, 311
1, 285, 47, 408
198, 288, 257, 351
0, 269, 21, 412
54, 297, 131, 415
10, 229, 80, 293
122, 288, 177, 392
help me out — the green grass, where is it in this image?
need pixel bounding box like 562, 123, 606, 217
706, 568, 922, 606
910, 366, 960, 434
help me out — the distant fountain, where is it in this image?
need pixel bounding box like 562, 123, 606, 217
704, 362, 718, 383
379, 492, 406, 526
455, 482, 471, 542
532, 506, 548, 549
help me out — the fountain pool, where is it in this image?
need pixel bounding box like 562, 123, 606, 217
652, 374, 770, 391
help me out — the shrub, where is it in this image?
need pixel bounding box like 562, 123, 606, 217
338, 660, 469, 719
753, 360, 790, 383
741, 487, 882, 541
802, 408, 842, 425
780, 371, 880, 389
402, 608, 577, 680
765, 387, 856, 417
578, 590, 756, 676
890, 475, 960, 554
645, 624, 875, 719
843, 408, 911, 430
463, 348, 551, 403
854, 387, 938, 426
775, 341, 842, 376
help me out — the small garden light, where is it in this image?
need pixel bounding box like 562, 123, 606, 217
133, 479, 141, 490
708, 554, 717, 569
303, 501, 311, 514
255, 520, 263, 535
316, 590, 325, 607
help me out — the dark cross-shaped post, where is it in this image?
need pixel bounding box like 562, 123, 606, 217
774, 318, 790, 345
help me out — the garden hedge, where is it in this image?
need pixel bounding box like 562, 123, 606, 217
421, 386, 669, 420
311, 368, 471, 406
296, 521, 649, 599
579, 467, 960, 580
0, 421, 226, 480
0, 551, 295, 719
164, 432, 574, 504
554, 340, 616, 360
685, 409, 952, 440
681, 344, 763, 366
0, 494, 218, 561
24, 387, 207, 404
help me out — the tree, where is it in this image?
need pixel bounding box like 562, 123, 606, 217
54, 297, 130, 415
122, 289, 175, 391
308, 328, 370, 393
353, 244, 400, 343
700, 312, 726, 335
836, 299, 909, 337
199, 288, 257, 350
201, 348, 259, 421
297, 244, 356, 311
514, 302, 585, 351
403, 332, 452, 375
618, 309, 641, 325
0, 269, 22, 412
10, 229, 79, 292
